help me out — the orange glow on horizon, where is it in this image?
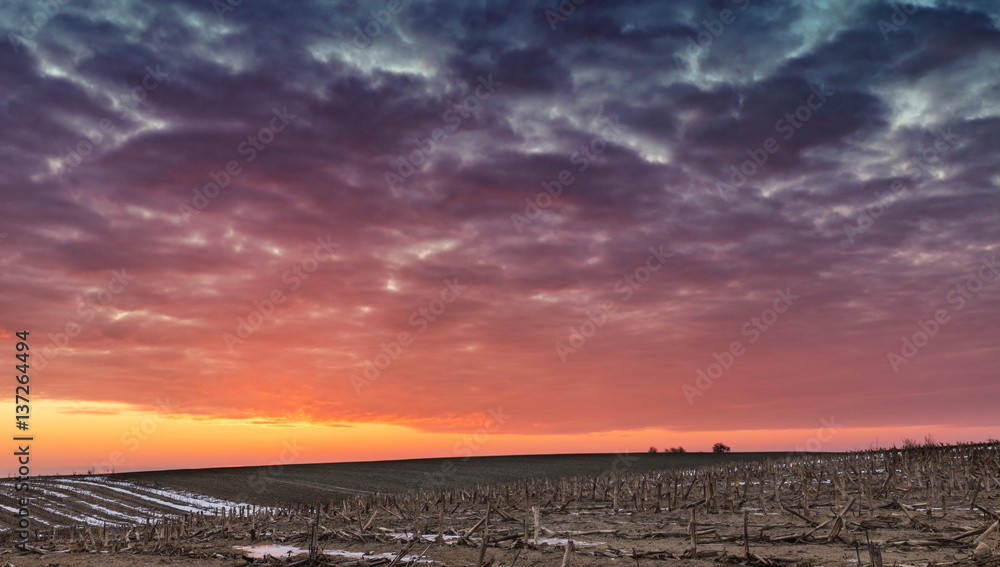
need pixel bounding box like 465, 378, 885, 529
11, 399, 998, 477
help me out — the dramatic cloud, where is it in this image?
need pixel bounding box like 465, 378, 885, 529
1, 0, 998, 469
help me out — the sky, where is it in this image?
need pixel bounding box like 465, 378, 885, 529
1, 0, 999, 477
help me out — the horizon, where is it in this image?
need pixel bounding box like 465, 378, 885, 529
11, 438, 998, 479
11, 428, 997, 478
3, 0, 999, 478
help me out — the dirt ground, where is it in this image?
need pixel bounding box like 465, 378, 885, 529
4, 496, 997, 566
6, 446, 999, 566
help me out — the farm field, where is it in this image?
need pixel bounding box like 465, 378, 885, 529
1, 444, 998, 566
117, 451, 788, 506
0, 476, 245, 530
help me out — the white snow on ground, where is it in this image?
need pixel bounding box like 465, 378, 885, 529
324, 549, 436, 563
31, 486, 151, 524
70, 503, 150, 524
0, 503, 51, 527
47, 482, 160, 517
235, 544, 437, 563
54, 479, 206, 513
0, 477, 257, 530
383, 532, 461, 542
377, 532, 602, 548
534, 537, 604, 547
57, 478, 242, 514
235, 544, 303, 558
105, 481, 245, 511
23, 486, 122, 526
36, 503, 107, 526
